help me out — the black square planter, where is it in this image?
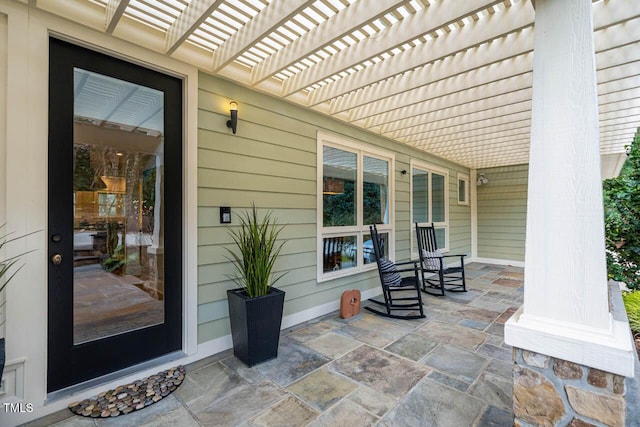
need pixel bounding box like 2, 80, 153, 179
227, 287, 285, 367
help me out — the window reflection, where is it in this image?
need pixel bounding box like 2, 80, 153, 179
323, 146, 357, 227
363, 156, 389, 225
322, 235, 357, 273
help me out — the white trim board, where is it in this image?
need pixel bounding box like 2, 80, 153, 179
470, 257, 525, 268
505, 307, 635, 377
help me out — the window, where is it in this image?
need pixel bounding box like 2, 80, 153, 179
318, 132, 393, 281
411, 161, 449, 254
457, 173, 469, 205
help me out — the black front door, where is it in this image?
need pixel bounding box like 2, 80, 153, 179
47, 38, 183, 392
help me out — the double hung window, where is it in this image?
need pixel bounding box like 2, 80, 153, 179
318, 132, 393, 281
411, 161, 449, 254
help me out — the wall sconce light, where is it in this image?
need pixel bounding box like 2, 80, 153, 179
226, 101, 238, 134
477, 173, 489, 186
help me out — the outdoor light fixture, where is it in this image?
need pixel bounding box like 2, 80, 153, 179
477, 173, 489, 186
226, 101, 238, 134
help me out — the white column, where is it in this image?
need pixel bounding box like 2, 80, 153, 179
505, 0, 634, 376
470, 168, 478, 260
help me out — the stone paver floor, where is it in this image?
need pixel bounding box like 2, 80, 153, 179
26, 263, 524, 427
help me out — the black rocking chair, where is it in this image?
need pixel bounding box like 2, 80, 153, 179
415, 223, 467, 296
365, 225, 425, 320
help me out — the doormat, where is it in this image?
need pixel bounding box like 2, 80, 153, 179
68, 365, 186, 418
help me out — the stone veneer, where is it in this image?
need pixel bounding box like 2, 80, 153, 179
512, 348, 626, 426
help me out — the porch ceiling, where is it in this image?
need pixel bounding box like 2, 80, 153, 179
37, 0, 640, 170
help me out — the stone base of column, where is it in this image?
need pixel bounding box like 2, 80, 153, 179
512, 347, 626, 426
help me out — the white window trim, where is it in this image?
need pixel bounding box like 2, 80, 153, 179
457, 172, 469, 206
409, 160, 449, 257
317, 131, 394, 282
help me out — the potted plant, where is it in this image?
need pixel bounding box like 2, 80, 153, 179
0, 225, 36, 381
226, 204, 286, 367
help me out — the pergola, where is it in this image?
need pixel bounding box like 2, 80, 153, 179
36, 0, 639, 173
3, 0, 639, 424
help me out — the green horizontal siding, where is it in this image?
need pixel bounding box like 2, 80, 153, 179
477, 164, 528, 262
197, 73, 471, 344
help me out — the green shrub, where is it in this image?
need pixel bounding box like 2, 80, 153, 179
623, 290, 640, 335
604, 131, 640, 289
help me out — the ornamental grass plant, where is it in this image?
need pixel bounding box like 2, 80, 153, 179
0, 225, 36, 294
226, 204, 286, 298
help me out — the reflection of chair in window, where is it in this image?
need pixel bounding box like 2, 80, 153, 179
415, 223, 467, 296
323, 237, 344, 271
366, 225, 425, 319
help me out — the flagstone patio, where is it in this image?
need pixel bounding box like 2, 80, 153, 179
24, 263, 524, 427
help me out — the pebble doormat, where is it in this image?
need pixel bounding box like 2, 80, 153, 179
68, 366, 186, 418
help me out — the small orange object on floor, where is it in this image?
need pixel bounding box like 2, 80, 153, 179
340, 289, 361, 319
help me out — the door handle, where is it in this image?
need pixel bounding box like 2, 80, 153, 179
51, 254, 63, 265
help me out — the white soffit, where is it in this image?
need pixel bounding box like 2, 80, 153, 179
42, 0, 640, 170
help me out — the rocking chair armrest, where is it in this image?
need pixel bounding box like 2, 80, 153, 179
391, 266, 420, 274
440, 253, 467, 259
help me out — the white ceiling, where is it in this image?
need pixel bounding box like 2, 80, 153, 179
38, 0, 640, 170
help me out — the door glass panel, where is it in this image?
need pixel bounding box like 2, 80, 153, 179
73, 68, 164, 344
412, 168, 429, 223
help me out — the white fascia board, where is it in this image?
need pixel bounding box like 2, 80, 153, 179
211, 0, 310, 73
105, 0, 129, 34
505, 308, 635, 377
331, 28, 534, 115
601, 153, 627, 179
250, 0, 406, 85
164, 0, 225, 55
284, 0, 507, 97
301, 0, 534, 105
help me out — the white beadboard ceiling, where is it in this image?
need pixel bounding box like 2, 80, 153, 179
38, 0, 640, 170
